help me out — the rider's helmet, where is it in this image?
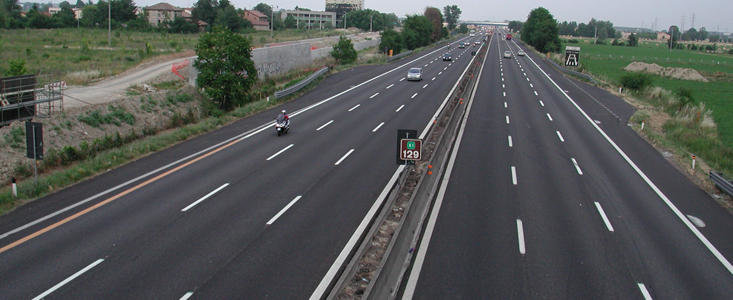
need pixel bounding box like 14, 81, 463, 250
282, 109, 287, 114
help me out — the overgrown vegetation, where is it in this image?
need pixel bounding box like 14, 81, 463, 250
331, 36, 357, 64
77, 106, 135, 127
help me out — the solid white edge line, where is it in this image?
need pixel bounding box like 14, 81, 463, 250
403, 40, 488, 298
372, 122, 385, 133
2, 37, 458, 243
511, 166, 517, 185
316, 120, 334, 131
571, 158, 583, 175
594, 202, 615, 232
181, 183, 230, 212
33, 258, 104, 300
638, 283, 653, 300
180, 292, 194, 300
266, 195, 303, 225
334, 149, 355, 166
508, 135, 513, 148
517, 219, 526, 254
556, 131, 565, 142
266, 144, 294, 161
396, 105, 405, 112
521, 41, 733, 274
348, 104, 360, 112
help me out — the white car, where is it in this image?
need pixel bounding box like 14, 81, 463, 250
517, 50, 526, 56
407, 67, 422, 81
503, 51, 512, 58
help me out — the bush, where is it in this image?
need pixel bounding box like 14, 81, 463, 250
675, 87, 695, 111
331, 35, 357, 64
620, 72, 653, 91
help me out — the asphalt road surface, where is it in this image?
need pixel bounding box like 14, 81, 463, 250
0, 36, 484, 298
403, 31, 733, 299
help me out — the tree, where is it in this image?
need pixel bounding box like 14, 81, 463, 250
74, 0, 85, 8
668, 25, 681, 48
193, 0, 218, 28
557, 21, 576, 35
379, 28, 402, 54
442, 5, 460, 30
6, 59, 28, 76
343, 9, 391, 32
457, 23, 468, 34
215, 3, 249, 32
424, 7, 444, 42
110, 0, 137, 23
402, 15, 432, 49
52, 1, 77, 27
195, 26, 257, 111
508, 20, 523, 32
27, 4, 53, 28
698, 27, 708, 41
253, 3, 272, 22
166, 16, 198, 33
283, 14, 296, 28
331, 35, 357, 64
520, 7, 561, 53
628, 33, 638, 46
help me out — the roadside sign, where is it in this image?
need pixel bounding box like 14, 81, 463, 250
25, 121, 43, 160
396, 129, 418, 165
565, 46, 580, 66
400, 139, 422, 161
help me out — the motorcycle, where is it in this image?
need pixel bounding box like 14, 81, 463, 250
275, 115, 290, 136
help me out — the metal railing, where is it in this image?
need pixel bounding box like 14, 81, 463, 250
710, 171, 733, 196
273, 66, 329, 99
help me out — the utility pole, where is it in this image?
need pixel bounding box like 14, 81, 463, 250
594, 25, 597, 44
108, 0, 111, 47
370, 14, 373, 32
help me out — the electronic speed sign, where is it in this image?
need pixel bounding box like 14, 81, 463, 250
399, 138, 422, 161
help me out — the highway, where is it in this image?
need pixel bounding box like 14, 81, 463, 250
403, 31, 733, 299
0, 36, 485, 298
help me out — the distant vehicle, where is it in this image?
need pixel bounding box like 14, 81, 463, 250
442, 53, 452, 61
503, 51, 512, 58
458, 43, 466, 49
407, 67, 423, 81
474, 41, 481, 45
506, 33, 512, 40
517, 50, 526, 56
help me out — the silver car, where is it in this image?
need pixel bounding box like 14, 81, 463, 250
407, 68, 422, 81
503, 51, 512, 58
517, 50, 526, 56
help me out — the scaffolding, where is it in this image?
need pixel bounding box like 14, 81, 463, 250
1, 75, 64, 127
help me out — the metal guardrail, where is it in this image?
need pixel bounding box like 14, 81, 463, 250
710, 171, 733, 196
387, 50, 413, 62
543, 56, 598, 84
273, 66, 329, 99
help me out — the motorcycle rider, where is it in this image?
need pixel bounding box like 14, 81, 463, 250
276, 109, 290, 125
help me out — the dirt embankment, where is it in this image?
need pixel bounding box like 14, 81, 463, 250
624, 61, 709, 82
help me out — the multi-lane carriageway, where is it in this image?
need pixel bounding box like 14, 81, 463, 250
0, 35, 485, 298
0, 30, 731, 299
402, 31, 732, 299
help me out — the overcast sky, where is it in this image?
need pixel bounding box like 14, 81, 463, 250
132, 0, 732, 33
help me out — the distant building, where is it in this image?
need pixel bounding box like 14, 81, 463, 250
281, 10, 336, 29
243, 9, 270, 31
47, 6, 60, 15
657, 32, 670, 41
325, 0, 363, 28
145, 2, 183, 26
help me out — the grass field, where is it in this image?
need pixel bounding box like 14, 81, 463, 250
565, 39, 733, 149
0, 28, 348, 85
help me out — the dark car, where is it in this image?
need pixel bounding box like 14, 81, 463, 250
443, 53, 452, 61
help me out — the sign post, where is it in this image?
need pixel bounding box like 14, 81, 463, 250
565, 46, 580, 66
25, 121, 43, 185
396, 129, 418, 165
